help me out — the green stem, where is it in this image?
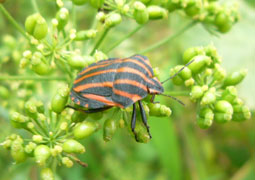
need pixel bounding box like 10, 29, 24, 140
90, 28, 110, 55
0, 76, 67, 81
0, 4, 29, 39
164, 91, 190, 96
104, 25, 143, 53
138, 21, 197, 54
31, 0, 40, 13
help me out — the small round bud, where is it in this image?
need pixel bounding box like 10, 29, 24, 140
62, 157, 74, 168
1, 139, 12, 149
190, 85, 204, 101
23, 50, 32, 59
232, 105, 251, 121
94, 51, 107, 62
56, 8, 69, 30
68, 54, 87, 68
197, 108, 214, 129
105, 13, 122, 28
51, 86, 69, 113
32, 135, 43, 143
73, 121, 100, 139
34, 145, 51, 166
133, 1, 149, 24
24, 142, 37, 154
214, 100, 233, 123
31, 52, 51, 75
96, 11, 106, 22
62, 139, 85, 154
183, 47, 205, 64
213, 64, 226, 81
223, 69, 247, 87
188, 55, 211, 74
147, 5, 168, 20
40, 168, 54, 180
201, 90, 216, 106
75, 29, 97, 41
25, 13, 48, 40
103, 118, 117, 142
11, 139, 27, 163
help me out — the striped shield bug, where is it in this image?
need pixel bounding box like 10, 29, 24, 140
67, 54, 192, 141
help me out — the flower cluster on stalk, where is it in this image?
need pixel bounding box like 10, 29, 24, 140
170, 45, 251, 128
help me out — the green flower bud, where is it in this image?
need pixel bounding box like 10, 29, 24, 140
1, 139, 12, 149
73, 121, 100, 139
185, 78, 195, 87
24, 142, 37, 154
40, 168, 54, 180
183, 47, 204, 64
31, 52, 50, 75
51, 145, 63, 156
147, 5, 168, 20
133, 1, 149, 24
68, 54, 87, 68
62, 139, 85, 154
197, 108, 214, 129
164, 1, 181, 12
188, 55, 211, 74
32, 135, 43, 143
71, 111, 88, 122
20, 58, 29, 68
94, 51, 107, 61
89, 0, 105, 8
135, 121, 150, 143
34, 145, 51, 166
221, 86, 237, 103
223, 69, 247, 87
25, 100, 38, 119
153, 67, 160, 79
170, 68, 183, 85
25, 13, 48, 40
56, 8, 69, 30
103, 118, 117, 142
11, 139, 27, 163
51, 86, 69, 113
232, 105, 251, 122
96, 12, 106, 22
10, 112, 29, 129
148, 103, 171, 117
213, 64, 226, 81
62, 157, 74, 168
201, 89, 216, 106
75, 29, 97, 41
184, 0, 201, 17
190, 85, 204, 101
214, 100, 233, 123
215, 12, 232, 33
72, 0, 88, 5
105, 13, 122, 28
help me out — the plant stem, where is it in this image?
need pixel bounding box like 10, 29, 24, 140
0, 76, 67, 81
164, 91, 190, 96
0, 4, 29, 39
104, 25, 143, 53
90, 28, 110, 55
31, 0, 40, 13
138, 21, 197, 54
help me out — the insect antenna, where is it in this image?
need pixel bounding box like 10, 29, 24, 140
159, 94, 186, 106
161, 60, 194, 84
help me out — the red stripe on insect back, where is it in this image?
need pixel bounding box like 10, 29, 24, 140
75, 67, 155, 85
73, 82, 113, 92
116, 67, 155, 85
79, 58, 152, 77
113, 89, 142, 102
114, 79, 147, 92
133, 55, 151, 67
82, 94, 124, 108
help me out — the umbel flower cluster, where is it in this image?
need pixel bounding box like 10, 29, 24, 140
170, 45, 251, 128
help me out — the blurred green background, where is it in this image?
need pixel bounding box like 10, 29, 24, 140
0, 0, 254, 180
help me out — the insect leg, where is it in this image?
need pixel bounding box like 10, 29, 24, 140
65, 105, 112, 113
131, 103, 139, 142
150, 94, 160, 104
138, 100, 152, 139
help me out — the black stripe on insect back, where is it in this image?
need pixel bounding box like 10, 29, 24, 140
113, 84, 147, 97
129, 55, 154, 77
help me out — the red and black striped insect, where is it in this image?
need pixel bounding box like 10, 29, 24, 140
67, 54, 189, 141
